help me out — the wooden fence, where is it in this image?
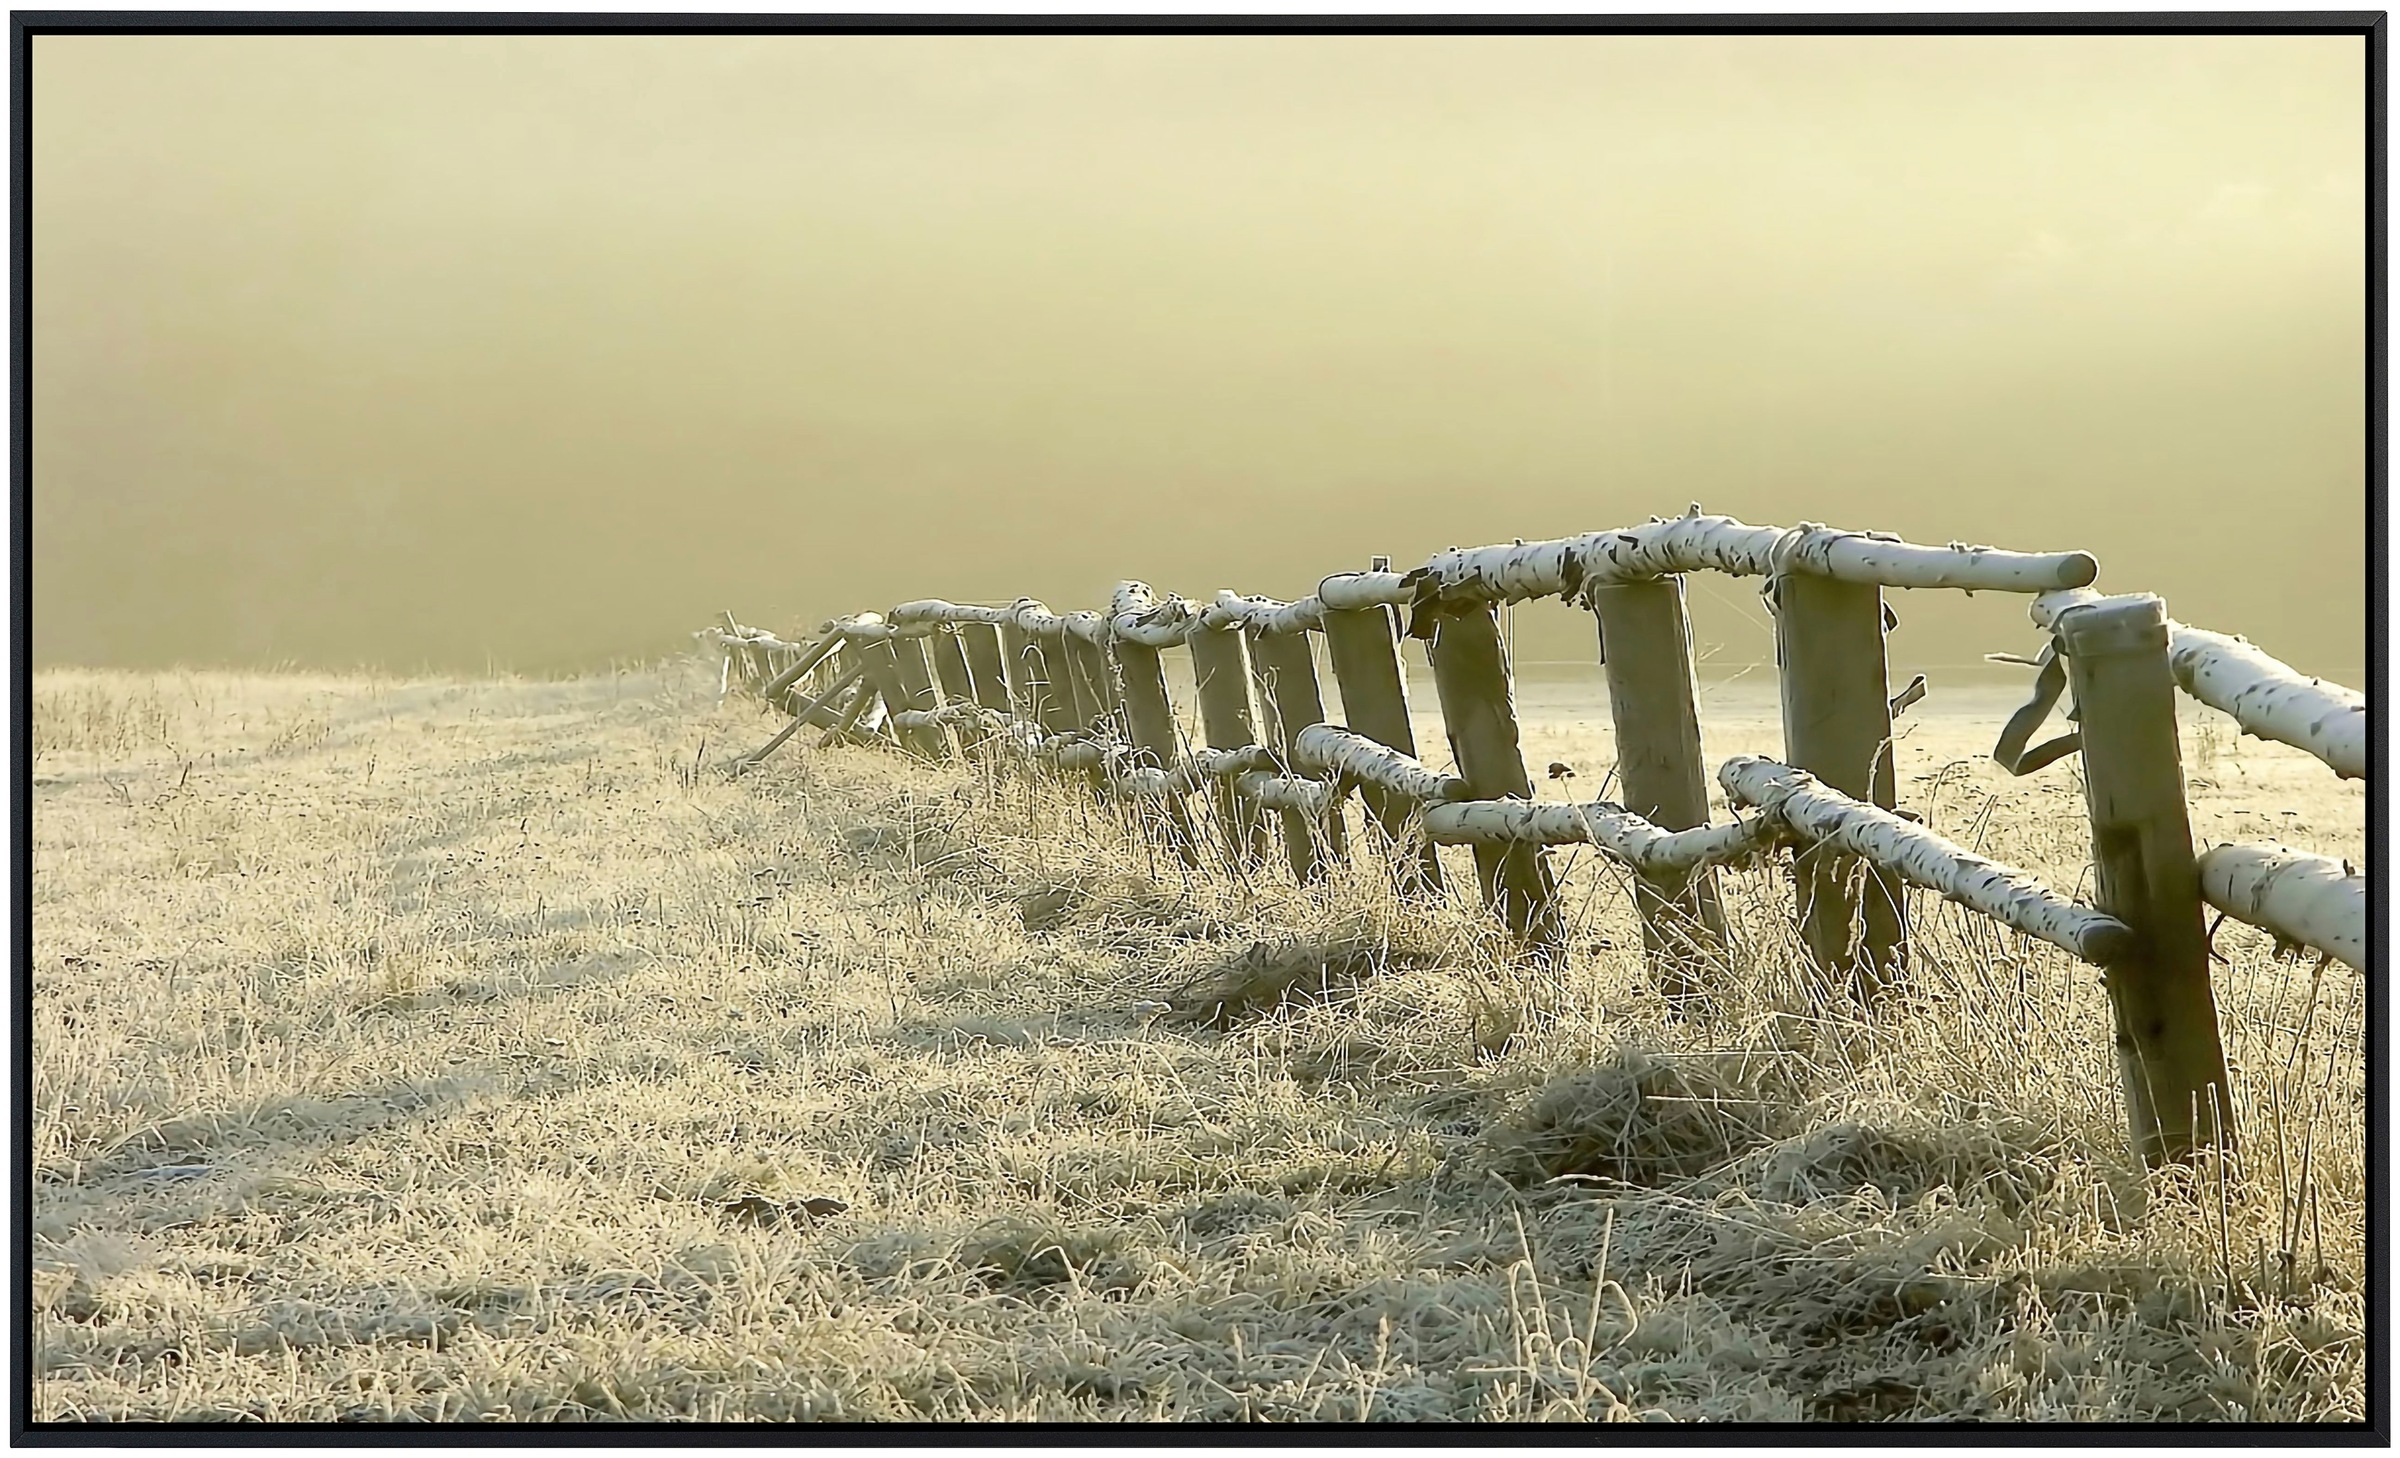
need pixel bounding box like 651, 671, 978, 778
703, 505, 2368, 1172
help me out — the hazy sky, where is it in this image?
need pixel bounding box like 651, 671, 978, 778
34, 33, 2368, 681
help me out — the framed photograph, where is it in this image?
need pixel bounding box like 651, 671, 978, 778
18, 13, 2381, 1435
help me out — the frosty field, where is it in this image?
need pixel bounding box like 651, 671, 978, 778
27, 659, 2366, 1422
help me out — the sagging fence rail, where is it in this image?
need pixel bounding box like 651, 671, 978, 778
701, 504, 2368, 1172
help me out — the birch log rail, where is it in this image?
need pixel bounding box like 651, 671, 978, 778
706, 497, 2363, 1179
1717, 756, 2137, 965
2196, 843, 2367, 972
2031, 589, 2367, 780
1290, 724, 1470, 805
1420, 797, 1784, 872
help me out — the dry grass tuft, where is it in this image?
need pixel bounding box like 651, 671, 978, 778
1013, 870, 1196, 936
1746, 1109, 2061, 1213
1486, 1044, 1811, 1188
958, 1217, 1148, 1297
1163, 922, 1448, 1031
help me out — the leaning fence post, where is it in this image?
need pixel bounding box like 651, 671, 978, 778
854, 639, 921, 752
1319, 559, 1443, 893
1591, 575, 1727, 996
1247, 626, 1348, 881
2055, 594, 2236, 1166
1422, 603, 1562, 951
1115, 638, 1204, 866
1188, 625, 1272, 866
1773, 570, 1909, 999
818, 673, 881, 748
886, 635, 954, 760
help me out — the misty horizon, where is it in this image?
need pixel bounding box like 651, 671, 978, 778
33, 33, 2370, 683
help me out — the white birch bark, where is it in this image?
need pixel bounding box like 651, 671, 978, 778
1111, 764, 1178, 798
2197, 843, 2365, 971
1418, 797, 1779, 871
1290, 725, 1469, 803
2032, 590, 2366, 780
1232, 770, 1345, 817
1172, 745, 1282, 792
1197, 589, 1325, 635
1108, 581, 1203, 647
888, 599, 1021, 628
2169, 628, 2366, 780
1718, 755, 2134, 964
1402, 510, 2097, 609
1314, 570, 1414, 611
710, 622, 813, 653
890, 703, 1010, 734
817, 612, 933, 641
1037, 735, 1107, 770
1578, 803, 1784, 873
1061, 610, 1113, 646
1009, 598, 1073, 638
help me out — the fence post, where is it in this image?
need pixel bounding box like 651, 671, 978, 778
1188, 625, 1272, 866
925, 628, 987, 752
1067, 635, 1121, 731
926, 627, 974, 705
1591, 575, 1727, 997
853, 640, 919, 753
2056, 594, 2235, 1166
1773, 570, 1908, 999
740, 640, 773, 697
886, 635, 954, 760
1115, 639, 1204, 865
960, 623, 1013, 717
1319, 561, 1443, 893
798, 643, 839, 705
1023, 633, 1083, 736
1000, 623, 1051, 726
1247, 628, 1347, 880
1423, 603, 1562, 951
1050, 634, 1096, 730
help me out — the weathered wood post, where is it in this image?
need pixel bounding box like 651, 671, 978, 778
1247, 626, 1347, 881
999, 622, 1049, 725
1024, 633, 1083, 737
1590, 574, 1727, 996
1066, 633, 1121, 731
926, 627, 973, 705
797, 642, 842, 706
1187, 624, 1272, 865
736, 656, 873, 770
1319, 559, 1443, 892
1114, 637, 1204, 866
885, 635, 954, 760
740, 640, 774, 697
1423, 603, 1562, 951
960, 623, 1012, 717
925, 628, 988, 751
853, 639, 921, 752
1048, 632, 1095, 731
769, 654, 871, 732
2055, 593, 2235, 1166
818, 674, 881, 748
1773, 570, 1908, 999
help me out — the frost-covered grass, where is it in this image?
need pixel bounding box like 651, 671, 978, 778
28, 660, 2365, 1422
